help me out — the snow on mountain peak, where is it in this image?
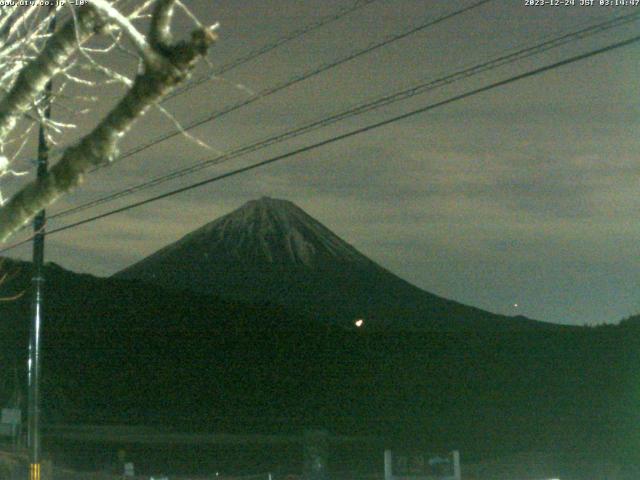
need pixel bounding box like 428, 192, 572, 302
159, 197, 371, 268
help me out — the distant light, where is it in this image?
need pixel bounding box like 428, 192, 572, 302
513, 303, 519, 308
355, 319, 364, 328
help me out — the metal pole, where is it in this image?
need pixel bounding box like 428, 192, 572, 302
28, 6, 55, 480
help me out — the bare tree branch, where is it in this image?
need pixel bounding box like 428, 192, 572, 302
0, 6, 103, 146
90, 0, 163, 67
0, 0, 218, 242
150, 0, 175, 51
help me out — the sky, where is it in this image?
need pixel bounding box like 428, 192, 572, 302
3, 0, 640, 326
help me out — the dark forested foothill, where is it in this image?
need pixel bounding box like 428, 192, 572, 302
0, 257, 638, 472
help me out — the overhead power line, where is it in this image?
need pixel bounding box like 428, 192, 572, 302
15, 0, 380, 167
0, 32, 633, 254
49, 10, 640, 221
89, 0, 494, 173
163, 0, 381, 102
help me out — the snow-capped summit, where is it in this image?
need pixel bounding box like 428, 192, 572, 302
167, 196, 371, 268
116, 197, 549, 331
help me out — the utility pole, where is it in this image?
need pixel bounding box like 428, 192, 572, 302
27, 6, 55, 480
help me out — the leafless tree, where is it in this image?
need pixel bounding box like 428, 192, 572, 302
0, 0, 217, 242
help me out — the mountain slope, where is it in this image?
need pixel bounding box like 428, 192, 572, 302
116, 197, 554, 331
0, 260, 634, 468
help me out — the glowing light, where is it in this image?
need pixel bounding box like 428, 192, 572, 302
355, 319, 364, 328
513, 303, 519, 308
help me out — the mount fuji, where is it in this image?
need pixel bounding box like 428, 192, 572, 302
116, 197, 552, 331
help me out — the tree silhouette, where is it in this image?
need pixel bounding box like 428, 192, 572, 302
0, 1, 217, 241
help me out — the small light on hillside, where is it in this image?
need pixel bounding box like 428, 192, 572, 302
355, 319, 364, 328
